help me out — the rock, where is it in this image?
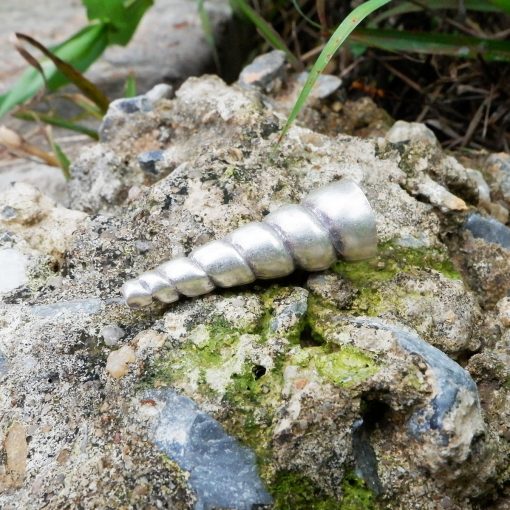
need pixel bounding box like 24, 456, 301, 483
306, 272, 356, 308
140, 389, 273, 510
296, 72, 342, 99
30, 298, 103, 317
467, 168, 491, 206
414, 175, 468, 212
485, 152, 510, 205
0, 349, 7, 376
238, 50, 287, 93
145, 83, 174, 103
486, 202, 509, 224
0, 422, 28, 490
100, 324, 125, 346
0, 160, 69, 206
134, 329, 165, 353
106, 345, 136, 379
335, 316, 484, 470
497, 297, 510, 327
0, 182, 87, 257
386, 120, 437, 145
464, 213, 510, 250
0, 248, 28, 293
1, 74, 509, 508
138, 150, 165, 177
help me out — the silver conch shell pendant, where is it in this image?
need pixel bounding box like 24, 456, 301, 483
121, 179, 377, 307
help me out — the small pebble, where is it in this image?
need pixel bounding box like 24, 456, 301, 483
497, 297, 510, 327
101, 325, 125, 346
106, 345, 136, 378
386, 120, 437, 145
135, 330, 165, 353
4, 422, 28, 488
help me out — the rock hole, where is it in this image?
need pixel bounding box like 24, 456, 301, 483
252, 365, 266, 380
351, 398, 392, 496
299, 324, 324, 348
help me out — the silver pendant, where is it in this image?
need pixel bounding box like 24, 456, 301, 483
121, 179, 377, 307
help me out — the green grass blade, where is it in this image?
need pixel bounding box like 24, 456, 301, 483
124, 74, 137, 97
371, 0, 501, 25
350, 28, 510, 61
197, 0, 221, 72
230, 0, 301, 69
14, 32, 110, 112
45, 127, 72, 179
0, 24, 108, 118
14, 110, 99, 140
278, 0, 391, 143
291, 0, 322, 30
51, 141, 72, 180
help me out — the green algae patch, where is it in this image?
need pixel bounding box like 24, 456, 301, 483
314, 346, 379, 388
139, 317, 247, 391
223, 361, 285, 461
270, 471, 340, 510
333, 241, 461, 284
269, 470, 379, 510
340, 471, 379, 510
290, 344, 380, 389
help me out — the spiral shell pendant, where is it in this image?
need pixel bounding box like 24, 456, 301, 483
121, 179, 377, 307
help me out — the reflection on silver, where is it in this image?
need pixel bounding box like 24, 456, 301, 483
121, 179, 377, 307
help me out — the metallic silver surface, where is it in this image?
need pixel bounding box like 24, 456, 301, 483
157, 258, 215, 297
140, 271, 179, 304
226, 222, 295, 278
190, 240, 255, 287
264, 204, 336, 271
121, 178, 377, 307
303, 179, 377, 261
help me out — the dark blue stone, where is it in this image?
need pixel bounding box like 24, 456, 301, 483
464, 213, 510, 250
145, 389, 273, 510
138, 150, 165, 176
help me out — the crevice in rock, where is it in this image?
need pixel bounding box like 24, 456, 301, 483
351, 398, 390, 497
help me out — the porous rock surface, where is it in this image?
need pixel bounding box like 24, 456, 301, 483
1, 72, 510, 509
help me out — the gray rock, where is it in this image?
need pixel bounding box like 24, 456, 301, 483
143, 389, 273, 510
365, 318, 483, 450
30, 298, 102, 317
0, 74, 508, 509
386, 120, 437, 144
0, 248, 28, 293
0, 350, 8, 377
238, 50, 287, 93
296, 71, 342, 99
467, 168, 491, 206
138, 150, 165, 176
100, 324, 125, 346
464, 213, 510, 249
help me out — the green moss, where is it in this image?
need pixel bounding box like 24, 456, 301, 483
270, 471, 340, 509
340, 471, 379, 510
289, 344, 380, 388
223, 362, 285, 461
269, 470, 378, 510
314, 346, 379, 388
140, 317, 246, 390
333, 241, 460, 283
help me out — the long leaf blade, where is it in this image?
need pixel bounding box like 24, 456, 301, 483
14, 110, 99, 140
15, 33, 110, 112
230, 0, 301, 69
350, 28, 510, 62
278, 0, 391, 143
0, 24, 108, 118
